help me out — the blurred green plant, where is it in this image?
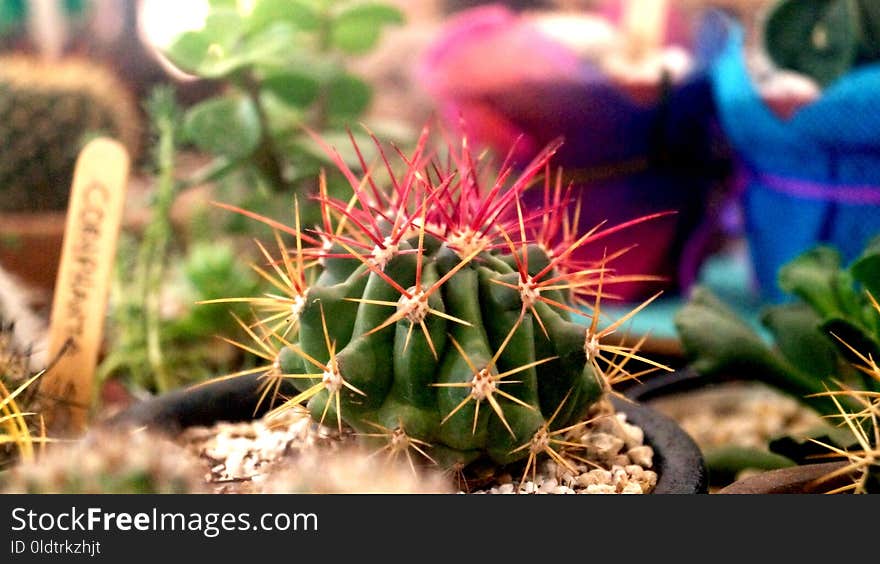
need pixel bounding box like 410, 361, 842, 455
764, 0, 880, 87
97, 87, 262, 395
674, 236, 880, 485
162, 0, 407, 229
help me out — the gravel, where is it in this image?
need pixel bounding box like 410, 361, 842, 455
177, 398, 659, 495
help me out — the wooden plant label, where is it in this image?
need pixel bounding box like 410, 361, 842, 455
41, 137, 130, 435
622, 0, 669, 59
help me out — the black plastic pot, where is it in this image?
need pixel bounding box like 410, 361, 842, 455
623, 366, 743, 404
101, 374, 708, 494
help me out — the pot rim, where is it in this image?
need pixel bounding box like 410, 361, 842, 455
101, 374, 708, 494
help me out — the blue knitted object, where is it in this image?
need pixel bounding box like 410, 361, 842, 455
711, 17, 880, 303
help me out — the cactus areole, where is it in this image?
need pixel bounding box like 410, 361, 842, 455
217, 126, 670, 472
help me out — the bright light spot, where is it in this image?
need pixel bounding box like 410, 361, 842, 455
138, 0, 210, 51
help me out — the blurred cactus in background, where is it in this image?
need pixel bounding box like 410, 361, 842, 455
0, 54, 141, 211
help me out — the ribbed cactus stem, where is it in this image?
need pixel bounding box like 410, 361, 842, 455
212, 127, 671, 475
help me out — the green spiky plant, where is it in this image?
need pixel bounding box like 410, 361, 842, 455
205, 126, 672, 484
812, 386, 879, 494
0, 319, 45, 472
763, 0, 880, 87
0, 315, 69, 476
0, 54, 142, 211
161, 0, 407, 230
674, 236, 880, 484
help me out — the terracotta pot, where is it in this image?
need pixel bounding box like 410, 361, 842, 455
717, 461, 852, 494
101, 373, 709, 494
0, 169, 206, 309
0, 210, 68, 308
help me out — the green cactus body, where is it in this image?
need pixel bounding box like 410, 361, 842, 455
224, 131, 668, 474
0, 55, 141, 211
274, 239, 604, 468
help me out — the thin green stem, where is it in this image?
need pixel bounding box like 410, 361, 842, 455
239, 71, 290, 193
141, 105, 177, 393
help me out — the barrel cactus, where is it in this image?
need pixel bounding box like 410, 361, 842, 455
213, 127, 670, 479
763, 0, 880, 87
0, 54, 141, 211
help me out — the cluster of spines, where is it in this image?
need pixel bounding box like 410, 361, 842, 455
810, 294, 880, 494
0, 319, 48, 470
204, 125, 673, 479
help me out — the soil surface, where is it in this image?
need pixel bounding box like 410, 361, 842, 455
175, 398, 661, 494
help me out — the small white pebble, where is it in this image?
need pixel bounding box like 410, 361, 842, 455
577, 468, 613, 487
627, 445, 654, 467
582, 432, 625, 459
624, 465, 645, 481
586, 484, 617, 494
621, 482, 643, 494
620, 422, 645, 449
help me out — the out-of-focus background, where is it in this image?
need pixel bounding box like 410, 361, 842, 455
2, 0, 880, 497
2, 0, 879, 401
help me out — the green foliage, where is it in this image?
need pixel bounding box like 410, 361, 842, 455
97, 87, 262, 395
162, 0, 407, 229
675, 237, 880, 487
764, 0, 880, 86
676, 237, 880, 416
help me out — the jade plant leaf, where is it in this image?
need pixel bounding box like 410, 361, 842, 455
331, 2, 404, 54
165, 20, 295, 78
777, 245, 851, 318
261, 72, 320, 108
163, 30, 215, 74
675, 286, 836, 413
674, 286, 779, 376
820, 317, 880, 370
247, 0, 319, 34
768, 424, 859, 464
184, 97, 261, 159
855, 0, 880, 59
703, 445, 796, 487
324, 73, 372, 123
850, 235, 880, 299
760, 304, 838, 380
